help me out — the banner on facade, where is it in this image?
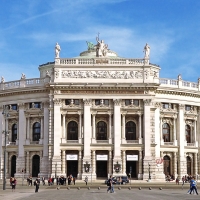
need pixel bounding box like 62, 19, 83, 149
96, 155, 108, 160
66, 154, 78, 160
127, 155, 138, 161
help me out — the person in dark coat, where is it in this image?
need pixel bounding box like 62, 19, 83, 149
34, 178, 40, 193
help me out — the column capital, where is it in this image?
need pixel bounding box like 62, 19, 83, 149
53, 98, 62, 106
113, 99, 121, 106
179, 104, 185, 110
143, 99, 152, 106
83, 99, 92, 106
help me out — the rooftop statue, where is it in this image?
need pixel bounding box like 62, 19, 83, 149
21, 73, 26, 80
143, 43, 150, 58
96, 34, 108, 57
86, 41, 95, 51
55, 42, 61, 58
1, 76, 5, 83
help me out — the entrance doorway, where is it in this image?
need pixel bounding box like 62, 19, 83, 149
11, 155, 16, 177
32, 155, 40, 177
67, 160, 78, 178
126, 161, 137, 178
96, 161, 107, 178
163, 155, 170, 175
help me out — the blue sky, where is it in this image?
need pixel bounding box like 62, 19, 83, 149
1, 0, 200, 82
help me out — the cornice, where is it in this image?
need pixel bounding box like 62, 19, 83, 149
156, 89, 200, 98
0, 89, 49, 97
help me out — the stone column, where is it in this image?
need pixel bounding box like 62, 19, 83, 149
92, 113, 96, 143
113, 99, 122, 164
62, 114, 66, 139
138, 114, 142, 144
108, 150, 112, 176
122, 150, 126, 174
52, 98, 62, 176
122, 114, 126, 143
40, 117, 43, 144
61, 150, 65, 174
108, 113, 112, 144
78, 113, 82, 143
78, 150, 82, 179
177, 104, 187, 177
160, 116, 163, 145
194, 120, 197, 146
173, 117, 177, 145
27, 117, 30, 140
173, 152, 177, 177
143, 99, 152, 180
138, 150, 143, 180
92, 150, 96, 178
194, 153, 198, 176
26, 151, 30, 174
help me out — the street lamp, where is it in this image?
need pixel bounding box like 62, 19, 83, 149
148, 163, 151, 181
2, 105, 10, 190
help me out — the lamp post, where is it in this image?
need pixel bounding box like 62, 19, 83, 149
2, 105, 9, 190
148, 163, 151, 181
55, 162, 57, 180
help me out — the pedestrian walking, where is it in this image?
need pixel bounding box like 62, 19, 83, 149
34, 178, 40, 193
107, 175, 115, 193
189, 177, 198, 195
11, 177, 16, 192
73, 177, 76, 185
85, 176, 88, 185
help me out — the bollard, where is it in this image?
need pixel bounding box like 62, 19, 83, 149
159, 187, 162, 190
128, 187, 131, 190
88, 187, 90, 190
67, 187, 70, 190
118, 187, 121, 190
149, 187, 152, 190
77, 187, 80, 190
57, 187, 60, 190
139, 187, 142, 190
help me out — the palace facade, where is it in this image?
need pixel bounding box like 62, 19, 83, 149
0, 38, 199, 181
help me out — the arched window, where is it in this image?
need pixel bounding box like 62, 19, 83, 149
96, 121, 107, 140
163, 155, 171, 175
33, 122, 40, 141
185, 125, 191, 143
162, 123, 170, 142
125, 121, 136, 140
12, 124, 17, 142
67, 121, 78, 140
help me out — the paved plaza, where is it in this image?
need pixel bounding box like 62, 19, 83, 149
0, 185, 199, 200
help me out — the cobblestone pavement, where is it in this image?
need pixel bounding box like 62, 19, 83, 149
0, 187, 200, 200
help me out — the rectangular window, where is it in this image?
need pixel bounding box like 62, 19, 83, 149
133, 100, 139, 106
11, 104, 17, 110
65, 99, 71, 105
125, 100, 131, 106
95, 100, 101, 105
185, 105, 191, 111
162, 103, 169, 109
104, 99, 109, 105
74, 99, 79, 105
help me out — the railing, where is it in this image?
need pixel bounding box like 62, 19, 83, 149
9, 142, 16, 146
30, 141, 39, 144
164, 142, 174, 146
96, 140, 108, 143
186, 143, 195, 147
126, 140, 139, 144
59, 58, 147, 66
0, 77, 47, 91
159, 78, 199, 90
66, 140, 79, 143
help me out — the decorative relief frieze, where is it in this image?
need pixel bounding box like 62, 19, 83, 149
30, 118, 40, 127
18, 103, 25, 109
61, 70, 146, 79
154, 102, 161, 108
61, 90, 143, 94
185, 120, 194, 126
179, 104, 185, 110
54, 69, 59, 78
8, 119, 18, 130
162, 118, 173, 125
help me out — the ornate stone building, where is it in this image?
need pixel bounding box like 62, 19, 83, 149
0, 38, 199, 180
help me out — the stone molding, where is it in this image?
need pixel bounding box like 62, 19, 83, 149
143, 99, 152, 106
162, 118, 173, 125
53, 98, 62, 106
83, 99, 92, 106
61, 70, 149, 79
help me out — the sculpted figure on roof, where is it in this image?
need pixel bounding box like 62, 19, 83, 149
96, 34, 108, 57
55, 42, 61, 58
144, 43, 150, 58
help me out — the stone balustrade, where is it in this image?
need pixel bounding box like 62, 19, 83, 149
164, 142, 174, 146
159, 78, 200, 91
58, 58, 148, 66
0, 77, 48, 91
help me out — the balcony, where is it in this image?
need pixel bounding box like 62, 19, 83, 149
164, 142, 174, 146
